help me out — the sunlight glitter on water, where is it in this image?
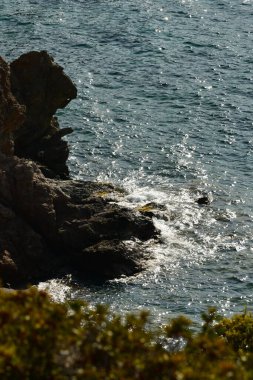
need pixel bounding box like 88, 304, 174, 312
1, 0, 253, 325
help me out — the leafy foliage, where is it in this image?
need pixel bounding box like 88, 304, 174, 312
0, 288, 253, 379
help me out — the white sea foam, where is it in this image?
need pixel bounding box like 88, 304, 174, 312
38, 277, 73, 303
110, 179, 221, 280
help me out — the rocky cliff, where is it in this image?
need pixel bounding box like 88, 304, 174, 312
0, 52, 157, 287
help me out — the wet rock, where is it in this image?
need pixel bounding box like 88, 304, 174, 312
137, 202, 168, 220
196, 195, 211, 205
10, 51, 77, 178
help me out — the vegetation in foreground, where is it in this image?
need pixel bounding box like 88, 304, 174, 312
0, 288, 253, 379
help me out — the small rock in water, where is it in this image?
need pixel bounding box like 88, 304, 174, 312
196, 195, 212, 205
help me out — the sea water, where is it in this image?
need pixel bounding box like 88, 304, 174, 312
1, 0, 253, 325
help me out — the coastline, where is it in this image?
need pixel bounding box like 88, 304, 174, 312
0, 51, 157, 287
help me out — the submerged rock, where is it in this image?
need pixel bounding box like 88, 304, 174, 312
0, 53, 157, 287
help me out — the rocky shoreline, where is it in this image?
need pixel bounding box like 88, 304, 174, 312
0, 51, 157, 287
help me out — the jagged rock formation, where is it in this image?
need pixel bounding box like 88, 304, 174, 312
10, 51, 77, 179
0, 52, 157, 287
0, 56, 25, 155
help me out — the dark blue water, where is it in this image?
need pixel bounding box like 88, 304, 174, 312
1, 0, 253, 324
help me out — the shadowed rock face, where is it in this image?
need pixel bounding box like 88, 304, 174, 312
10, 51, 77, 178
0, 153, 156, 286
0, 57, 25, 155
0, 52, 157, 287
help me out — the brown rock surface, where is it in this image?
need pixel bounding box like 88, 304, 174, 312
0, 56, 25, 155
0, 153, 156, 286
10, 51, 77, 178
0, 52, 157, 287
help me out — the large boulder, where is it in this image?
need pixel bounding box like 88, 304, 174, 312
0, 153, 156, 286
10, 51, 77, 178
0, 52, 158, 287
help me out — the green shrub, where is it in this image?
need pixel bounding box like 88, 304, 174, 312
0, 288, 253, 379
215, 309, 253, 352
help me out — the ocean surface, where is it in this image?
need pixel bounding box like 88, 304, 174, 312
1, 0, 253, 325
